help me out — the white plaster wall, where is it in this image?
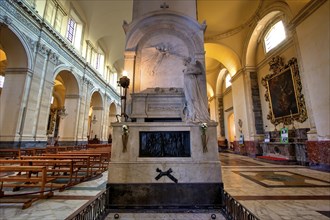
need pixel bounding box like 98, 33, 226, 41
223, 90, 233, 140
295, 3, 330, 140
231, 75, 249, 140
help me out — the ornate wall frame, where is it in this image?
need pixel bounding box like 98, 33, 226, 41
261, 56, 308, 126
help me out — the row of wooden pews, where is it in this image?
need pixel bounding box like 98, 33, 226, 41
0, 144, 111, 209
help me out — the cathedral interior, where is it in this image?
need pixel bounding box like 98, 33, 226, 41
0, 0, 329, 219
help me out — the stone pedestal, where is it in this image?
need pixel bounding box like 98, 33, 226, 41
107, 122, 223, 209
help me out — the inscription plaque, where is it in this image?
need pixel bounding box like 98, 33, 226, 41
139, 131, 190, 157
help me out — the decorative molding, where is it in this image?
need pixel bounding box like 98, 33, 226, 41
93, 107, 104, 110
289, 0, 327, 29
21, 32, 37, 51
205, 0, 263, 41
223, 87, 232, 96
65, 94, 81, 99
225, 107, 233, 113
3, 15, 12, 25
0, 0, 40, 34
230, 68, 244, 83
36, 41, 50, 56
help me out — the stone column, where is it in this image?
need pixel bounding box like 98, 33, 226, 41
80, 77, 93, 142
231, 69, 260, 156
58, 94, 80, 144
34, 50, 59, 141
0, 68, 32, 144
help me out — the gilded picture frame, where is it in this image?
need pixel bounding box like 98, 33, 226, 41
262, 56, 308, 126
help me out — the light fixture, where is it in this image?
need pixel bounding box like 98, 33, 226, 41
57, 106, 68, 119
92, 115, 98, 124
117, 72, 130, 122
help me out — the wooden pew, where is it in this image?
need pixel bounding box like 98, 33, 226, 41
56, 152, 108, 174
0, 166, 55, 209
21, 155, 92, 180
0, 159, 78, 188
0, 149, 20, 159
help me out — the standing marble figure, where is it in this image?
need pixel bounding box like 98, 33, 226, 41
182, 57, 210, 122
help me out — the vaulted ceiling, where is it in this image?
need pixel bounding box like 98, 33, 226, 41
75, 0, 310, 92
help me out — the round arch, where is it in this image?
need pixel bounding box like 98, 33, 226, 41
205, 43, 241, 75
0, 22, 33, 70
244, 1, 293, 67
48, 70, 80, 141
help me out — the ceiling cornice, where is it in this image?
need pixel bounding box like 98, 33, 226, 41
205, 0, 264, 41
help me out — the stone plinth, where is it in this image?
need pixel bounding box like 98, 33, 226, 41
107, 122, 223, 209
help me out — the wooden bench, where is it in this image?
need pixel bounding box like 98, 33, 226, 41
21, 155, 92, 180
57, 152, 108, 174
0, 166, 55, 209
0, 149, 20, 159
0, 159, 78, 189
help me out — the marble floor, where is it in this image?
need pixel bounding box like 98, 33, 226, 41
220, 153, 330, 220
0, 152, 329, 220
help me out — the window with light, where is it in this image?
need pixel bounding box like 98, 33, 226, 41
44, 0, 66, 33
264, 20, 286, 53
0, 75, 5, 88
66, 10, 83, 50
225, 74, 232, 88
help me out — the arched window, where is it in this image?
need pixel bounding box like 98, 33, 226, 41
264, 20, 286, 53
225, 74, 232, 88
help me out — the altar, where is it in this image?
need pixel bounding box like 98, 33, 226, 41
260, 128, 309, 164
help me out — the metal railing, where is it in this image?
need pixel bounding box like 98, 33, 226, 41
65, 189, 108, 220
65, 188, 260, 220
221, 191, 260, 220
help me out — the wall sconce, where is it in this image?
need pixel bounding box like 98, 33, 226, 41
117, 74, 130, 122
92, 115, 98, 124
57, 106, 68, 119
238, 119, 243, 133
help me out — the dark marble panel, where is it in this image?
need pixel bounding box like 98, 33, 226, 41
234, 171, 330, 187
107, 183, 224, 209
139, 131, 190, 157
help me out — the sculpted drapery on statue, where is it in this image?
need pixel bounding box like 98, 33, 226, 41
182, 57, 210, 123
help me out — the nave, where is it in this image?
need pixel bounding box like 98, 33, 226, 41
1, 152, 329, 220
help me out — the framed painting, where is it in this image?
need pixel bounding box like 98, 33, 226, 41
262, 56, 308, 126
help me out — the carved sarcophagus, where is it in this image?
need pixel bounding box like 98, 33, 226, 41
130, 87, 185, 121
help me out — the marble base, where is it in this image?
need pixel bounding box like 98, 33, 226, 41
106, 183, 224, 209
306, 140, 330, 166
